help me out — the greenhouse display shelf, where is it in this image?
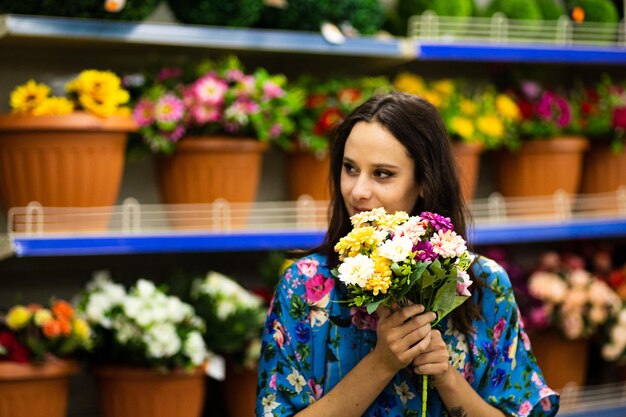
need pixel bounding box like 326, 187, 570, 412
416, 42, 626, 64
0, 14, 413, 58
3, 217, 626, 257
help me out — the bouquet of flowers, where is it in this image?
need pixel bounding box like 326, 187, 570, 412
189, 271, 268, 370
526, 252, 621, 340
0, 299, 92, 363
333, 208, 473, 417
130, 56, 304, 154
75, 275, 209, 371
10, 70, 131, 117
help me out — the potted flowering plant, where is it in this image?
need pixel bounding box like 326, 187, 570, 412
0, 69, 135, 221
0, 299, 92, 417
573, 75, 626, 196
494, 79, 588, 199
131, 56, 303, 210
189, 271, 268, 417
75, 275, 210, 417
288, 75, 392, 201
523, 251, 621, 388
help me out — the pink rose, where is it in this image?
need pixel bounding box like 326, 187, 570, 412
305, 274, 334, 303
541, 397, 552, 411
519, 400, 533, 417
297, 259, 319, 278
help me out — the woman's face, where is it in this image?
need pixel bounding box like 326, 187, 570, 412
341, 121, 421, 217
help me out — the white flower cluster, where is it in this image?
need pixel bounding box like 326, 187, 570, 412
603, 308, 626, 361
80, 276, 209, 367
192, 271, 264, 320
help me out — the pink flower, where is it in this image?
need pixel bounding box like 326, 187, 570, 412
519, 400, 533, 417
193, 74, 228, 106
350, 307, 378, 330
296, 259, 319, 278
269, 373, 277, 390
263, 81, 285, 100
305, 274, 334, 303
269, 124, 283, 139
226, 69, 245, 82
167, 126, 185, 142
456, 269, 473, 297
133, 99, 154, 127
156, 66, 182, 82
463, 361, 475, 384
531, 371, 542, 386
540, 397, 552, 411
272, 320, 285, 348
520, 329, 532, 351
493, 317, 506, 342
154, 94, 184, 123
191, 103, 221, 124
307, 379, 323, 400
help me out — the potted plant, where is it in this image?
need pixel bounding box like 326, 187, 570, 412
288, 75, 391, 201
522, 252, 621, 389
0, 70, 136, 228
75, 276, 210, 417
188, 271, 268, 417
132, 56, 303, 221
493, 79, 588, 201
167, 0, 264, 27
0, 0, 161, 21
0, 299, 92, 417
572, 75, 626, 198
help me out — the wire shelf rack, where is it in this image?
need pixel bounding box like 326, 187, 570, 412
408, 12, 626, 46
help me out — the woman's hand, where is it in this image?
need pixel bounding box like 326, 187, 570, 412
373, 304, 436, 375
412, 329, 452, 387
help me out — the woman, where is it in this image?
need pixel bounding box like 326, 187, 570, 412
256, 92, 559, 417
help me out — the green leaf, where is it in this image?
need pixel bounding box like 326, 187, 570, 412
366, 298, 387, 315
289, 296, 307, 320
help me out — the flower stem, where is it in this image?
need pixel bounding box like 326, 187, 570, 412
422, 374, 427, 417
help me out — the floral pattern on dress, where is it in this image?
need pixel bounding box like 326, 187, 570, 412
257, 253, 559, 417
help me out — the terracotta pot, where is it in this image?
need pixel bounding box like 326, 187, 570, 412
224, 362, 257, 417
156, 136, 268, 230
94, 365, 205, 417
530, 331, 589, 390
0, 359, 79, 417
493, 136, 589, 198
452, 142, 483, 202
0, 113, 134, 232
286, 149, 330, 201
580, 142, 626, 194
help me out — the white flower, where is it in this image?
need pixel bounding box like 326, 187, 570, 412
184, 331, 208, 366
337, 254, 375, 287
568, 269, 592, 288
350, 207, 386, 228
309, 309, 329, 327
145, 322, 181, 359
393, 381, 416, 405
602, 342, 623, 361
135, 279, 157, 297
262, 394, 280, 414
430, 230, 467, 258
610, 323, 626, 347
286, 369, 306, 393
216, 299, 237, 320
377, 235, 413, 263
394, 216, 427, 244
85, 293, 115, 328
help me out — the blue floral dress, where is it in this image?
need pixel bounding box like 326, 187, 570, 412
256, 253, 559, 417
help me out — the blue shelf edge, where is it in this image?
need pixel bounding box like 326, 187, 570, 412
6, 217, 626, 257
0, 14, 411, 58
416, 42, 626, 64
559, 405, 626, 417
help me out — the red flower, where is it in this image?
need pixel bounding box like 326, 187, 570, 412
581, 102, 594, 115
306, 93, 327, 109
313, 108, 343, 135
585, 88, 600, 103
612, 106, 626, 129
0, 331, 30, 363
518, 99, 534, 120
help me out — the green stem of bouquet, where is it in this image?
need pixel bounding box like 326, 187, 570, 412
422, 374, 427, 417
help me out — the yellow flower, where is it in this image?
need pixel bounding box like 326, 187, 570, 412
72, 318, 91, 343
377, 211, 410, 230
79, 93, 129, 117
394, 73, 426, 96
6, 306, 32, 329
334, 226, 378, 259
365, 274, 392, 296
476, 115, 504, 139
32, 97, 75, 116
33, 308, 53, 326
68, 70, 130, 117
432, 79, 454, 96
496, 95, 520, 121
10, 80, 50, 113
450, 116, 474, 140
422, 91, 442, 108
460, 99, 477, 116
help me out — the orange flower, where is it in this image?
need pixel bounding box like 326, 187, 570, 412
572, 6, 585, 23
26, 303, 42, 312
52, 300, 74, 320
58, 318, 72, 336
42, 320, 61, 338
337, 88, 362, 105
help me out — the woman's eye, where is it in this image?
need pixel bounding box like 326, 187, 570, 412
343, 162, 356, 174
375, 170, 393, 179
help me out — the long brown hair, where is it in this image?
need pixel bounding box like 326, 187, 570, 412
317, 91, 483, 334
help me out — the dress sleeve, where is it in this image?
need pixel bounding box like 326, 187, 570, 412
473, 258, 560, 417
256, 259, 317, 417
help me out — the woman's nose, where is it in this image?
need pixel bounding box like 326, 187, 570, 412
351, 174, 372, 200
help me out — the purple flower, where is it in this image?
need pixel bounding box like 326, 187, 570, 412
167, 126, 185, 142
295, 322, 310, 343
269, 124, 283, 139
420, 211, 453, 232
412, 240, 438, 262
350, 306, 378, 330
156, 66, 183, 82
536, 92, 554, 120
554, 94, 571, 127
490, 368, 506, 388
521, 80, 541, 100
